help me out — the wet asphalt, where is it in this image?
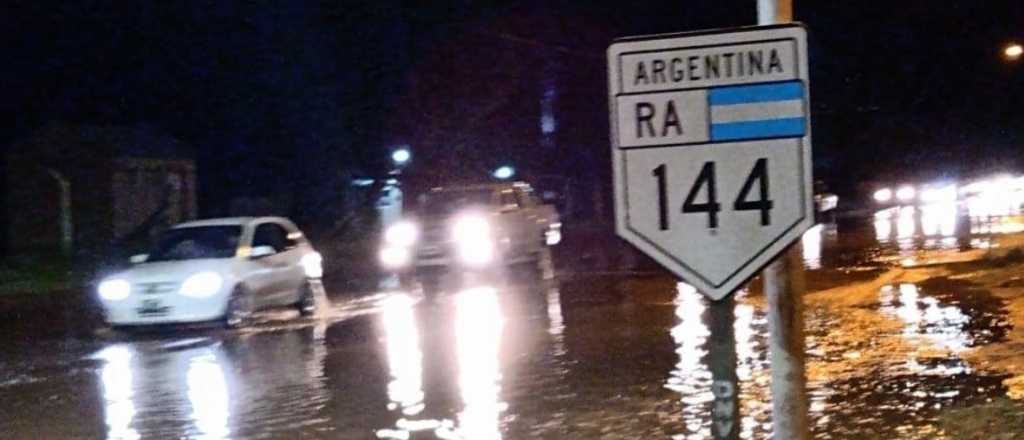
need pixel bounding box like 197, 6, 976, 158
0, 210, 1018, 439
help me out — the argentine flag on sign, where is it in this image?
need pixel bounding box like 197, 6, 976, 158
708, 80, 806, 142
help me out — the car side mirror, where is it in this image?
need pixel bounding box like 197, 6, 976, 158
250, 246, 276, 259
130, 254, 148, 264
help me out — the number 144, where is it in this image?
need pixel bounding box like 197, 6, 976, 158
651, 159, 773, 230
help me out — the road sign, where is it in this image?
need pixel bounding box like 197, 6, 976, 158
608, 24, 813, 300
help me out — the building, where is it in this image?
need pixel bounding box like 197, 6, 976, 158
4, 123, 196, 258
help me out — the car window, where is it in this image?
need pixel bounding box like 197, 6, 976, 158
420, 189, 495, 216
500, 190, 519, 209
148, 226, 242, 261
253, 223, 289, 252
285, 230, 303, 249
515, 188, 537, 208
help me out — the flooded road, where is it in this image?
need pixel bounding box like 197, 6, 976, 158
1, 209, 1021, 439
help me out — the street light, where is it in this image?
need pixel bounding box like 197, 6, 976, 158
391, 148, 411, 166
1005, 43, 1023, 61
493, 165, 515, 180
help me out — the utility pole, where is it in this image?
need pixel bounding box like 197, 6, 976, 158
758, 1, 811, 440
45, 168, 73, 258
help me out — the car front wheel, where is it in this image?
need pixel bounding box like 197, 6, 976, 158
296, 281, 318, 317
223, 286, 253, 329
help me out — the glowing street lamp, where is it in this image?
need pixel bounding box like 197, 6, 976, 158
1005, 43, 1023, 61
493, 165, 515, 180
391, 148, 411, 166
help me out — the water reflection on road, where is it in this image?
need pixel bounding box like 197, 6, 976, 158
872, 199, 1024, 255
96, 346, 139, 440
668, 284, 771, 439
88, 327, 332, 439
0, 246, 1016, 439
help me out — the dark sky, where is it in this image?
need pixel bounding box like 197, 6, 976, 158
1, 0, 1021, 213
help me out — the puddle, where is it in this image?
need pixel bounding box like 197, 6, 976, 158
0, 268, 1019, 439
807, 279, 1013, 438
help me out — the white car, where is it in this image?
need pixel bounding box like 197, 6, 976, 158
97, 217, 323, 328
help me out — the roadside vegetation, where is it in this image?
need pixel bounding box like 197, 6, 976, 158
0, 253, 83, 296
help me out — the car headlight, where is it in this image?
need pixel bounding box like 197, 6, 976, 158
385, 221, 418, 247
179, 272, 223, 298
452, 215, 493, 265
301, 252, 323, 278
98, 279, 131, 301
895, 185, 916, 202
452, 215, 490, 243
380, 246, 411, 269
457, 239, 494, 266
873, 188, 892, 203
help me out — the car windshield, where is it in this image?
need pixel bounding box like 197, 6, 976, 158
421, 189, 493, 216
147, 226, 242, 261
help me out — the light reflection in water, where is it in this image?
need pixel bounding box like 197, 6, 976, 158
801, 224, 824, 270
668, 283, 767, 438
377, 293, 445, 440
875, 198, 1024, 249
186, 349, 230, 440
546, 287, 566, 358
879, 283, 972, 363
732, 301, 762, 440
96, 345, 140, 440
451, 286, 506, 440
874, 212, 892, 242
896, 206, 916, 243
668, 283, 712, 437
382, 294, 425, 415
920, 203, 957, 237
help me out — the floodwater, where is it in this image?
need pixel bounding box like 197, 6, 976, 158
0, 209, 1019, 439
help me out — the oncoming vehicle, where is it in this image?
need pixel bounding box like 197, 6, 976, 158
380, 182, 561, 293
96, 217, 323, 328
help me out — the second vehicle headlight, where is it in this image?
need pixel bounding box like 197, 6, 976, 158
179, 272, 223, 298
452, 214, 494, 265
452, 214, 490, 243
385, 221, 418, 247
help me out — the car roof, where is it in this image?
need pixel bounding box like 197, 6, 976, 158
172, 216, 295, 229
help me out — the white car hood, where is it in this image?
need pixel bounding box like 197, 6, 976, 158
112, 259, 238, 284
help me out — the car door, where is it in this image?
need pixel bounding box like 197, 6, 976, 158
250, 222, 294, 306
514, 187, 544, 255
275, 221, 309, 304
497, 189, 529, 260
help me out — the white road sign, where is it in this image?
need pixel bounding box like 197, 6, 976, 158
608, 24, 813, 300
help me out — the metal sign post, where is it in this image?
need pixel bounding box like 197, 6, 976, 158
706, 295, 739, 439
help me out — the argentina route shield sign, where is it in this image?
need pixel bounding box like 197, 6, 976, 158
607, 24, 814, 300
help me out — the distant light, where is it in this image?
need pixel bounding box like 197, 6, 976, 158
1006, 43, 1023, 60
392, 148, 411, 165
873, 188, 893, 203
380, 246, 410, 269
920, 184, 958, 204
493, 166, 515, 180
896, 185, 917, 202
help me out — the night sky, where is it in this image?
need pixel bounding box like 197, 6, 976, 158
1, 0, 1021, 216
